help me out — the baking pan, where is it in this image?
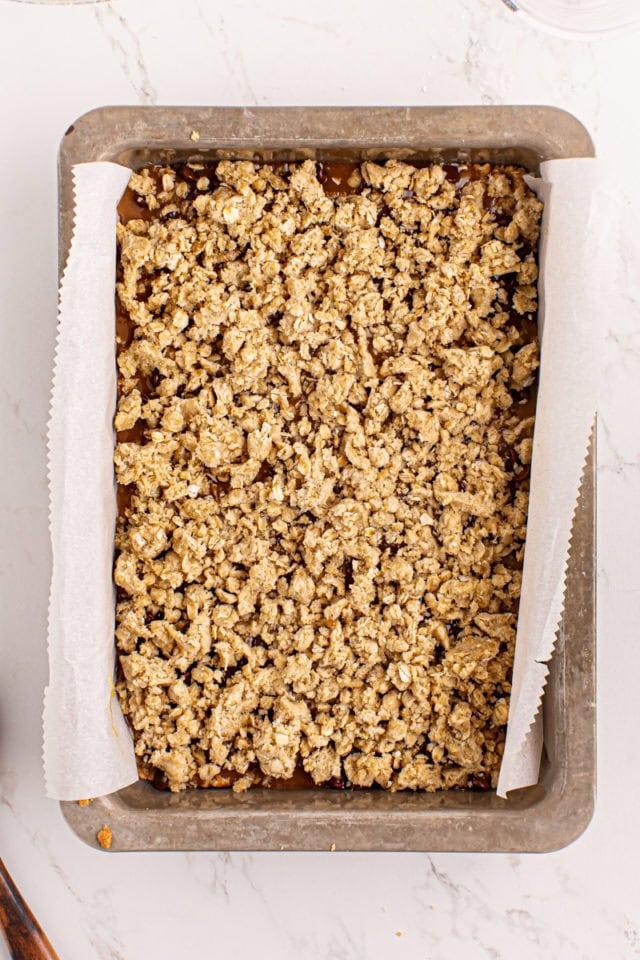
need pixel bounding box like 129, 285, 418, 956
58, 106, 595, 852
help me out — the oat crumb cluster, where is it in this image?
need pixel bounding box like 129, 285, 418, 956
114, 158, 542, 793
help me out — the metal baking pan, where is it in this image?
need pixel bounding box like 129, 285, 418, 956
58, 106, 595, 852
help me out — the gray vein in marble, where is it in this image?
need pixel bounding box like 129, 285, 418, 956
0, 767, 17, 812
94, 5, 157, 104
86, 888, 126, 960
598, 455, 640, 476
612, 205, 640, 308
276, 15, 340, 37
90, 936, 125, 960
238, 852, 263, 897
49, 862, 84, 908
456, 0, 504, 104
474, 939, 501, 960
505, 908, 541, 945
624, 918, 640, 957
598, 419, 639, 475
426, 855, 467, 900
423, 856, 482, 946
603, 328, 640, 375
196, 2, 258, 105
0, 780, 30, 837
463, 33, 499, 105
186, 851, 233, 904
326, 919, 367, 960
421, 856, 592, 959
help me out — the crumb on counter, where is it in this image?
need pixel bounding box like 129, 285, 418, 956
96, 825, 113, 850
190, 129, 200, 142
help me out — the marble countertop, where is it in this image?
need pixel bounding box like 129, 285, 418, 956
0, 0, 638, 957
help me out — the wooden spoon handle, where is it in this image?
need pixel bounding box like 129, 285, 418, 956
0, 858, 60, 960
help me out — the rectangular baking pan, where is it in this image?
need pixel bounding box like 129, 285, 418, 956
58, 106, 595, 852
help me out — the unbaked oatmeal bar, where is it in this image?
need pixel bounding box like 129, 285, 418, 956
113, 158, 542, 793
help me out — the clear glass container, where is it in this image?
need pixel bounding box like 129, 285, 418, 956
503, 0, 640, 38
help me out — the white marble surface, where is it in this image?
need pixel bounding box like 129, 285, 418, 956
0, 1, 638, 957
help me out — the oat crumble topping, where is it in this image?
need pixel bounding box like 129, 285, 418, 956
97, 825, 113, 849
114, 159, 541, 792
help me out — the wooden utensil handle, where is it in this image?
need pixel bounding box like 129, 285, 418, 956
0, 858, 60, 960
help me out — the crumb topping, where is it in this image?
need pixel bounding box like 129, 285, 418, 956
97, 825, 113, 849
114, 159, 541, 792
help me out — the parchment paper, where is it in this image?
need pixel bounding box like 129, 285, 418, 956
43, 158, 598, 801
497, 159, 598, 795
44, 163, 137, 800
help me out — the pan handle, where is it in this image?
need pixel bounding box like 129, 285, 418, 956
0, 858, 60, 960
